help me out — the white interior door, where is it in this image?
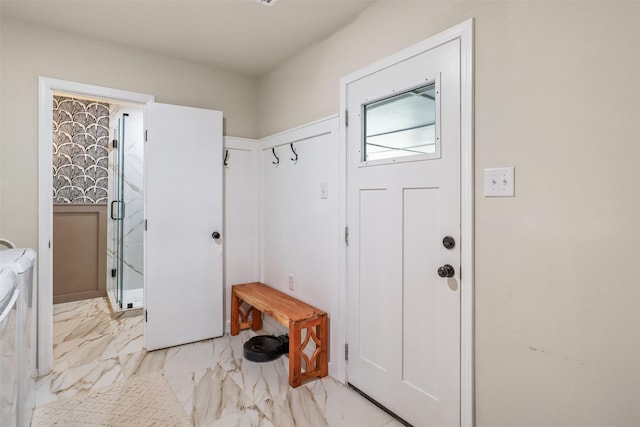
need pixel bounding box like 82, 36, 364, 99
346, 39, 461, 426
144, 102, 223, 351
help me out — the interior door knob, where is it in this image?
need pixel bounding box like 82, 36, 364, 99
212, 231, 221, 239
437, 264, 455, 278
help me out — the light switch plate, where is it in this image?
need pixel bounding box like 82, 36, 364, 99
320, 182, 328, 199
484, 167, 515, 197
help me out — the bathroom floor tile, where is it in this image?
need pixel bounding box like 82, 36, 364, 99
53, 309, 114, 344
52, 298, 110, 318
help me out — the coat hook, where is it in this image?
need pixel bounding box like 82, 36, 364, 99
290, 143, 298, 163
224, 149, 229, 166
272, 147, 280, 165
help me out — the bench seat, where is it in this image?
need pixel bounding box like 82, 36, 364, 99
230, 282, 328, 387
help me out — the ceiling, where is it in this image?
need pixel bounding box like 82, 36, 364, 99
0, 0, 376, 77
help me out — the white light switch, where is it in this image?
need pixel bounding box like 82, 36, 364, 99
320, 182, 328, 199
484, 167, 515, 197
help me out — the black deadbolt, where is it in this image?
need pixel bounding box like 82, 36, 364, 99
443, 236, 455, 249
437, 264, 455, 278
212, 231, 221, 239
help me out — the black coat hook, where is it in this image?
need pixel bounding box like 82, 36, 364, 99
224, 149, 229, 166
272, 147, 280, 165
290, 143, 298, 163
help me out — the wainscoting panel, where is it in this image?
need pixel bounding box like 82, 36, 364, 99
53, 204, 107, 304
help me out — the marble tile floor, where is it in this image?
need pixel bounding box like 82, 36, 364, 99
35, 297, 403, 426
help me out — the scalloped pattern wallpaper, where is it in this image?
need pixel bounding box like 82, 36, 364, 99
53, 95, 110, 204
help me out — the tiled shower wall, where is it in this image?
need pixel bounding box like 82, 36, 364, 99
52, 96, 109, 204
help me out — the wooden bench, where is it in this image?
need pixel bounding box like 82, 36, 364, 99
230, 282, 328, 387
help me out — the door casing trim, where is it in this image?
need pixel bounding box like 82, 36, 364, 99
338, 19, 474, 427
37, 77, 154, 375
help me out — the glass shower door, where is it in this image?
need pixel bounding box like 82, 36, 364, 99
109, 116, 125, 309
107, 110, 144, 311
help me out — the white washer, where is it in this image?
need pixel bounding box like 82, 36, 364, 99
0, 268, 19, 427
0, 249, 36, 427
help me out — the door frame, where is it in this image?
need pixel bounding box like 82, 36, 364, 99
338, 19, 474, 426
37, 77, 154, 375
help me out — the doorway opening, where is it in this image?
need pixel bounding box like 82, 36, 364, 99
51, 94, 144, 313
38, 77, 155, 375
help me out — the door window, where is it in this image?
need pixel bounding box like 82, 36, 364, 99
362, 80, 439, 165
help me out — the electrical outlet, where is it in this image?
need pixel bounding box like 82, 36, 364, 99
288, 274, 295, 291
484, 167, 515, 197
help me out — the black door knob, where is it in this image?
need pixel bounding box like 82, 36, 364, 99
437, 264, 455, 278
212, 231, 221, 239
442, 236, 455, 249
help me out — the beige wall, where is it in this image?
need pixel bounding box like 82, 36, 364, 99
258, 2, 640, 427
0, 18, 258, 248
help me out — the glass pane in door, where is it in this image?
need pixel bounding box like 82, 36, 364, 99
363, 82, 438, 162
107, 109, 144, 311
120, 112, 144, 309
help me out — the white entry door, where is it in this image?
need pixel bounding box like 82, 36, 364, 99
346, 39, 461, 426
144, 102, 224, 351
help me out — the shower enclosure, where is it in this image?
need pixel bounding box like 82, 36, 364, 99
107, 107, 144, 310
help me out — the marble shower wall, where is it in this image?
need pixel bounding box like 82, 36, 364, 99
52, 96, 110, 204
107, 105, 144, 303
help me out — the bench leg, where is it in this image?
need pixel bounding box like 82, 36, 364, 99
317, 315, 329, 378
289, 320, 303, 388
288, 316, 329, 388
230, 290, 241, 336
252, 307, 262, 331
231, 288, 262, 335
